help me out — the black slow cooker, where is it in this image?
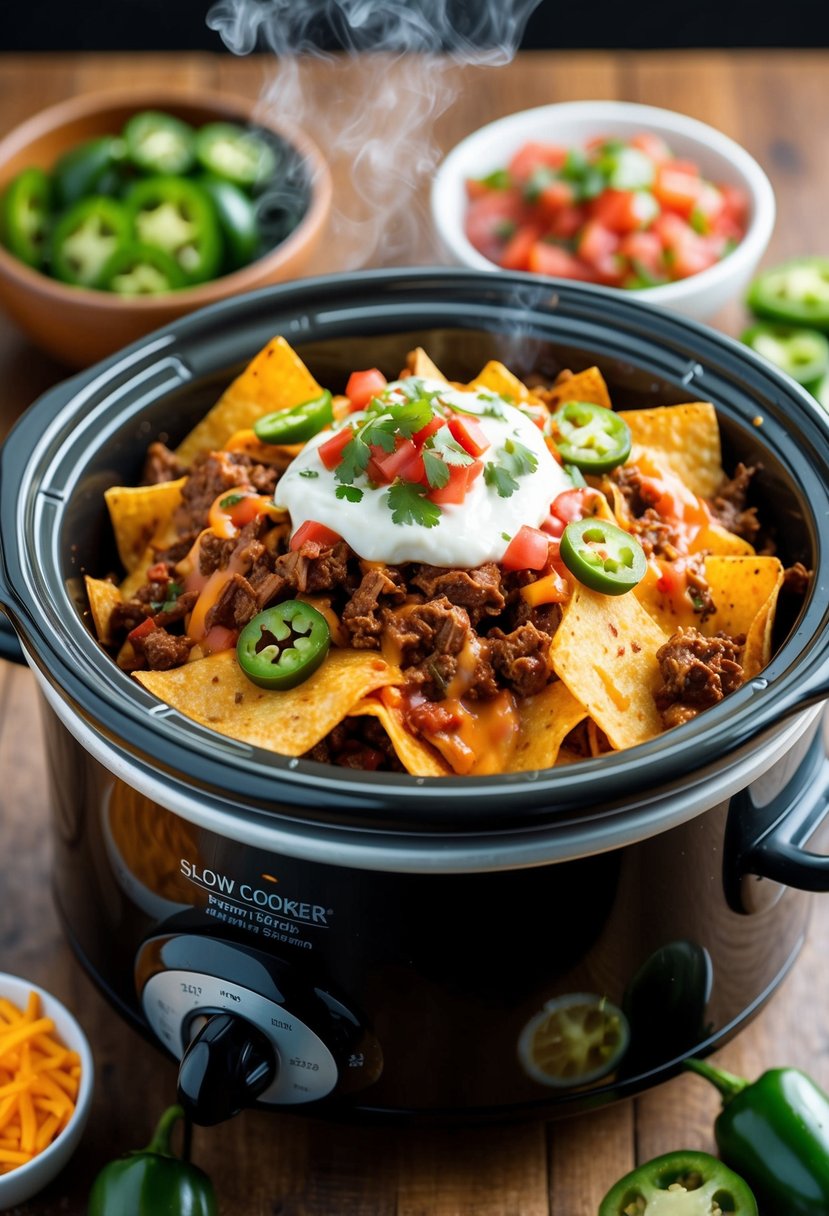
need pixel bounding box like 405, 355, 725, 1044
2, 269, 829, 1124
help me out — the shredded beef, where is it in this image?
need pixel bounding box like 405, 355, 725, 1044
155, 532, 199, 565
142, 442, 185, 485
199, 533, 236, 576
410, 563, 505, 625
709, 464, 761, 543
153, 591, 198, 628
487, 621, 555, 697
611, 466, 683, 558
204, 574, 260, 632
304, 716, 403, 771
109, 600, 150, 636
132, 627, 194, 670
273, 540, 352, 595
342, 565, 406, 648
173, 451, 280, 534
383, 597, 470, 667
655, 627, 745, 729
783, 561, 811, 596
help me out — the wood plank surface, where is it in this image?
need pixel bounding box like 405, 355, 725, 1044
0, 49, 827, 1215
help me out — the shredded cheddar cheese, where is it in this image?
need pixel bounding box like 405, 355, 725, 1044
0, 991, 79, 1173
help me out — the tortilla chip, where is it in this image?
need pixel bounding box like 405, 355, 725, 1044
349, 696, 452, 777
224, 428, 302, 468
546, 367, 612, 410
407, 347, 449, 383
690, 522, 755, 557
469, 360, 542, 405
85, 576, 122, 646
551, 583, 667, 749
510, 680, 589, 771
620, 403, 723, 499
175, 336, 323, 466
105, 478, 186, 573
135, 648, 402, 756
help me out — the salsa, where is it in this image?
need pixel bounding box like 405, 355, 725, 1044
464, 132, 748, 287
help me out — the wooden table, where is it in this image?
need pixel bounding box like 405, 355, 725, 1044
1, 49, 828, 1215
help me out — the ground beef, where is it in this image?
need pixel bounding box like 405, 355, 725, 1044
109, 600, 150, 636
204, 574, 260, 632
272, 541, 352, 595
655, 627, 745, 729
708, 463, 761, 544
155, 532, 200, 566
141, 442, 185, 485
487, 621, 555, 697
304, 715, 403, 771
199, 533, 236, 576
132, 626, 194, 670
341, 565, 406, 648
685, 554, 715, 619
172, 451, 280, 534
153, 591, 198, 629
410, 563, 505, 625
611, 466, 684, 559
783, 561, 811, 596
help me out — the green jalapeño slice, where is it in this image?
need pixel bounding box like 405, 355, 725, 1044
599, 1150, 758, 1215
237, 601, 330, 691
560, 518, 646, 595
741, 322, 829, 388
552, 400, 632, 473
254, 391, 334, 445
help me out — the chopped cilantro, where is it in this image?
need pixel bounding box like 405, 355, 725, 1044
484, 437, 539, 498
431, 425, 473, 466
336, 433, 371, 485
478, 168, 512, 191
299, 469, 319, 479
387, 481, 441, 528
501, 531, 512, 542
504, 436, 538, 476
336, 485, 364, 503
422, 448, 450, 489
484, 461, 520, 498
219, 492, 245, 508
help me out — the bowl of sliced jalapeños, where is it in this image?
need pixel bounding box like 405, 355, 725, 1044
0, 89, 332, 366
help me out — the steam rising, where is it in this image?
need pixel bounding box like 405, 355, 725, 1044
207, 0, 542, 268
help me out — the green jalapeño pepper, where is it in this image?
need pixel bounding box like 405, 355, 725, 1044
686, 1058, 829, 1215
747, 257, 829, 331
551, 400, 632, 472
254, 391, 334, 444
125, 176, 222, 284
95, 242, 186, 295
51, 196, 131, 286
87, 1104, 217, 1216
237, 600, 330, 690
599, 1150, 758, 1215
741, 322, 829, 389
0, 167, 52, 268
195, 122, 277, 190
560, 517, 646, 595
198, 174, 260, 270
123, 110, 196, 176
53, 135, 126, 208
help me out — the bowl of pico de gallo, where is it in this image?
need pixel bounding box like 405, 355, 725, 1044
431, 100, 775, 321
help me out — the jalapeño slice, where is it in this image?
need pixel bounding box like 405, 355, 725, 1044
741, 322, 829, 388
53, 135, 126, 208
747, 257, 829, 331
96, 242, 186, 295
560, 518, 646, 595
599, 1150, 758, 1215
123, 110, 196, 176
195, 122, 277, 190
552, 400, 632, 472
125, 176, 222, 284
237, 601, 330, 691
50, 196, 132, 287
0, 167, 53, 268
254, 391, 334, 445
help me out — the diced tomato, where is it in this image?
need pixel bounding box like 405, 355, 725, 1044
465, 190, 526, 263
370, 438, 419, 484
537, 180, 576, 216
146, 562, 169, 583
345, 368, 387, 412
527, 242, 591, 279
547, 203, 585, 240
501, 525, 550, 571
719, 183, 749, 230
413, 416, 443, 447
671, 232, 719, 279
465, 177, 491, 201
428, 460, 483, 505
448, 415, 490, 457
318, 426, 354, 471
578, 221, 624, 284
654, 164, 705, 216
397, 450, 426, 485
689, 183, 723, 233
127, 616, 156, 644
550, 487, 603, 522
508, 141, 567, 183
540, 512, 565, 538
619, 229, 664, 278
629, 132, 674, 165
290, 520, 343, 550
500, 223, 543, 271
592, 189, 658, 234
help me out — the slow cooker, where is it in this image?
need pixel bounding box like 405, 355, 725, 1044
2, 269, 829, 1124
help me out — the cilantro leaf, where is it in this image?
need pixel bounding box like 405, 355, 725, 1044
391, 397, 435, 438
336, 485, 364, 503
220, 492, 245, 508
484, 461, 519, 498
299, 469, 319, 479
431, 425, 473, 466
387, 481, 441, 528
335, 433, 371, 484
422, 448, 450, 489
504, 436, 539, 477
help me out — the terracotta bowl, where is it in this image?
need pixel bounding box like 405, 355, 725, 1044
0, 89, 332, 367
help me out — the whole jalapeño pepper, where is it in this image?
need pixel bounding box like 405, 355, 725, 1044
87, 1104, 217, 1216
686, 1058, 829, 1215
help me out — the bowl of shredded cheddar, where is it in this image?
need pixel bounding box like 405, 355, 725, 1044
0, 973, 94, 1206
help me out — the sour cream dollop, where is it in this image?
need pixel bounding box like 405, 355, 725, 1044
275, 379, 571, 567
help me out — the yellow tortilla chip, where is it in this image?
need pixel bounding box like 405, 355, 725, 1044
469, 360, 542, 405
620, 403, 724, 499
135, 648, 402, 756
407, 347, 449, 383
105, 478, 186, 573
224, 428, 303, 468
510, 680, 589, 771
690, 522, 755, 557
85, 576, 122, 646
551, 583, 667, 749
546, 366, 612, 410
175, 336, 323, 466
349, 697, 451, 777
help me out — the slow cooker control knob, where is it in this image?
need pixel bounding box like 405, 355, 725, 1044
177, 1011, 277, 1126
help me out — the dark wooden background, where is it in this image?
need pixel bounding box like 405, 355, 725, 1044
1, 49, 828, 1215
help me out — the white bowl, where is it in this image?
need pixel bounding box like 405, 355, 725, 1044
0, 973, 94, 1208
431, 100, 776, 321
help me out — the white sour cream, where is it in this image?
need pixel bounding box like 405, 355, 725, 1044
275, 380, 571, 567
